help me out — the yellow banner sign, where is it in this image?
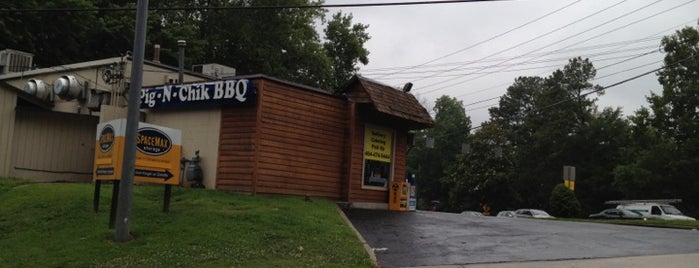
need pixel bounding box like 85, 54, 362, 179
364, 127, 393, 163
93, 119, 181, 185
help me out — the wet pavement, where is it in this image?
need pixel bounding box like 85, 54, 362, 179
343, 209, 699, 268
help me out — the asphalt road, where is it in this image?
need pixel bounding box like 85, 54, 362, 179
343, 209, 699, 268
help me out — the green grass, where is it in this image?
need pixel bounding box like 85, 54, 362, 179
0, 179, 373, 268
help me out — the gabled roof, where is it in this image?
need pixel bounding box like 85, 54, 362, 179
343, 75, 434, 129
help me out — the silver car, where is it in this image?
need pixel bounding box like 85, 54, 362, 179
496, 210, 517, 217
515, 209, 555, 219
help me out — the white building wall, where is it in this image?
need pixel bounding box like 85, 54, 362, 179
10, 108, 98, 182
145, 109, 221, 189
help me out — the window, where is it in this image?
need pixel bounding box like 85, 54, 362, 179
362, 126, 394, 190
651, 206, 662, 215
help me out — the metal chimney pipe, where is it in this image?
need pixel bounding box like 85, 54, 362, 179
177, 40, 186, 84
153, 44, 160, 63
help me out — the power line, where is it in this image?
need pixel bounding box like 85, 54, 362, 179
369, 47, 658, 79
419, 0, 691, 95
463, 64, 673, 132
412, 0, 634, 89
448, 18, 696, 100
0, 0, 516, 13
446, 49, 699, 136
361, 37, 660, 73
418, 0, 666, 93
459, 56, 661, 111
374, 0, 582, 79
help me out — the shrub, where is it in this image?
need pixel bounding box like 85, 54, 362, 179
549, 183, 581, 218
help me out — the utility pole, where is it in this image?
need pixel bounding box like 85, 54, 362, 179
115, 0, 148, 242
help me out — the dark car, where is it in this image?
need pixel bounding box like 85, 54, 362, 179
589, 208, 644, 219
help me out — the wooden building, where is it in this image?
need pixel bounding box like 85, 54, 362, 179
0, 51, 433, 208
145, 74, 433, 207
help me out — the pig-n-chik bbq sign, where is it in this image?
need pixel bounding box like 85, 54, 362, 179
140, 79, 256, 109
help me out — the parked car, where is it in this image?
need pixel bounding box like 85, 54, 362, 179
616, 203, 696, 221
514, 209, 555, 219
461, 211, 484, 217
589, 208, 644, 219
496, 210, 516, 218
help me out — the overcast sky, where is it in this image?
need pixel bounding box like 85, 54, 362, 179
325, 0, 699, 127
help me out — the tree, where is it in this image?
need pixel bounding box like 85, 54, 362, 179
549, 183, 581, 218
324, 12, 370, 91
571, 107, 629, 213
442, 122, 518, 212
0, 0, 106, 67
615, 27, 699, 216
0, 0, 371, 91
514, 57, 602, 209
651, 27, 699, 143
484, 57, 620, 212
408, 96, 470, 210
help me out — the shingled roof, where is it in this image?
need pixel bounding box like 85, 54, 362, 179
343, 75, 434, 129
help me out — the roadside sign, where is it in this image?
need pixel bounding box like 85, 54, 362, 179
93, 118, 181, 185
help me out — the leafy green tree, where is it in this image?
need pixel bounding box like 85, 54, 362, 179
549, 183, 581, 218
324, 12, 370, 91
571, 108, 629, 213
408, 96, 470, 210
0, 0, 371, 91
0, 0, 103, 67
651, 27, 699, 143
515, 57, 602, 208
615, 27, 699, 216
613, 108, 673, 199
442, 122, 518, 212
485, 57, 626, 213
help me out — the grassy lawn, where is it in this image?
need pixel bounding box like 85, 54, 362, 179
0, 179, 373, 268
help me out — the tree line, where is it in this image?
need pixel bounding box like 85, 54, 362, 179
0, 0, 369, 91
408, 27, 699, 217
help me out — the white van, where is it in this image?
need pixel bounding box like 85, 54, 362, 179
616, 203, 696, 221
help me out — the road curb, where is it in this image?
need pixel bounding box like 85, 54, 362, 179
336, 205, 380, 268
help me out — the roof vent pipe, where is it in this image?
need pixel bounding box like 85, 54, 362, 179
177, 40, 186, 84
153, 44, 161, 63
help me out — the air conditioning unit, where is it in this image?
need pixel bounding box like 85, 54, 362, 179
0, 49, 34, 74
192, 63, 236, 78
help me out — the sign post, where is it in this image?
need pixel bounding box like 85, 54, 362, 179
563, 165, 576, 191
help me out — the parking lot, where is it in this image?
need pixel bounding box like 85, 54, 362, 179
343, 209, 699, 267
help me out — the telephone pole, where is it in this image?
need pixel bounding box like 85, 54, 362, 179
115, 0, 148, 242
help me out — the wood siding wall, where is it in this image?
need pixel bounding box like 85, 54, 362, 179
10, 108, 98, 181
216, 104, 258, 192
255, 81, 346, 198
0, 88, 16, 177
215, 78, 413, 203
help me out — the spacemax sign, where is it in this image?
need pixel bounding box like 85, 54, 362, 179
93, 118, 182, 185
